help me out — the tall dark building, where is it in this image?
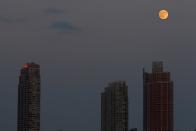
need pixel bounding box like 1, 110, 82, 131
101, 81, 128, 131
143, 62, 173, 131
17, 63, 41, 131
129, 128, 137, 131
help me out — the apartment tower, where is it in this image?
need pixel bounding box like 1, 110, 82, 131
143, 62, 173, 131
101, 81, 128, 131
17, 63, 41, 131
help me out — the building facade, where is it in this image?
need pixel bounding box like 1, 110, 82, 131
17, 63, 41, 131
101, 81, 128, 131
143, 62, 173, 131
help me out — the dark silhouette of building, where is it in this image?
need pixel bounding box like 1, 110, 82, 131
143, 62, 173, 131
129, 128, 137, 131
17, 63, 41, 131
101, 81, 128, 131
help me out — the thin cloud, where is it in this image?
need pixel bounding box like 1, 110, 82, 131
49, 21, 80, 32
0, 15, 27, 23
44, 8, 65, 15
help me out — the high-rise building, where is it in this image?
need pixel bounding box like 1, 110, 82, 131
129, 128, 137, 131
17, 63, 41, 131
101, 81, 128, 131
143, 62, 173, 131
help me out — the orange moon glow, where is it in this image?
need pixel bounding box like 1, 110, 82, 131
159, 10, 169, 20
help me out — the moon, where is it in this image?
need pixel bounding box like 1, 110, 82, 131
159, 10, 169, 20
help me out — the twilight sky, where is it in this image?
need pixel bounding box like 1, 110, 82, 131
0, 0, 196, 130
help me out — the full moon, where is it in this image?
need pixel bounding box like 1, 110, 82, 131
159, 10, 169, 20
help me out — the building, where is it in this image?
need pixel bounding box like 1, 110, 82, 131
17, 63, 41, 131
101, 81, 128, 131
143, 62, 173, 131
129, 128, 137, 131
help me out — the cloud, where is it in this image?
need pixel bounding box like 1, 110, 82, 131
49, 21, 80, 32
0, 15, 27, 23
44, 8, 65, 15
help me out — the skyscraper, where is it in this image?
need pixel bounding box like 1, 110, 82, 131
17, 63, 41, 131
101, 81, 128, 131
129, 128, 137, 131
143, 62, 173, 131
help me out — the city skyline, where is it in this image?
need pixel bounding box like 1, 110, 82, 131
1, 0, 196, 130
13, 61, 194, 131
